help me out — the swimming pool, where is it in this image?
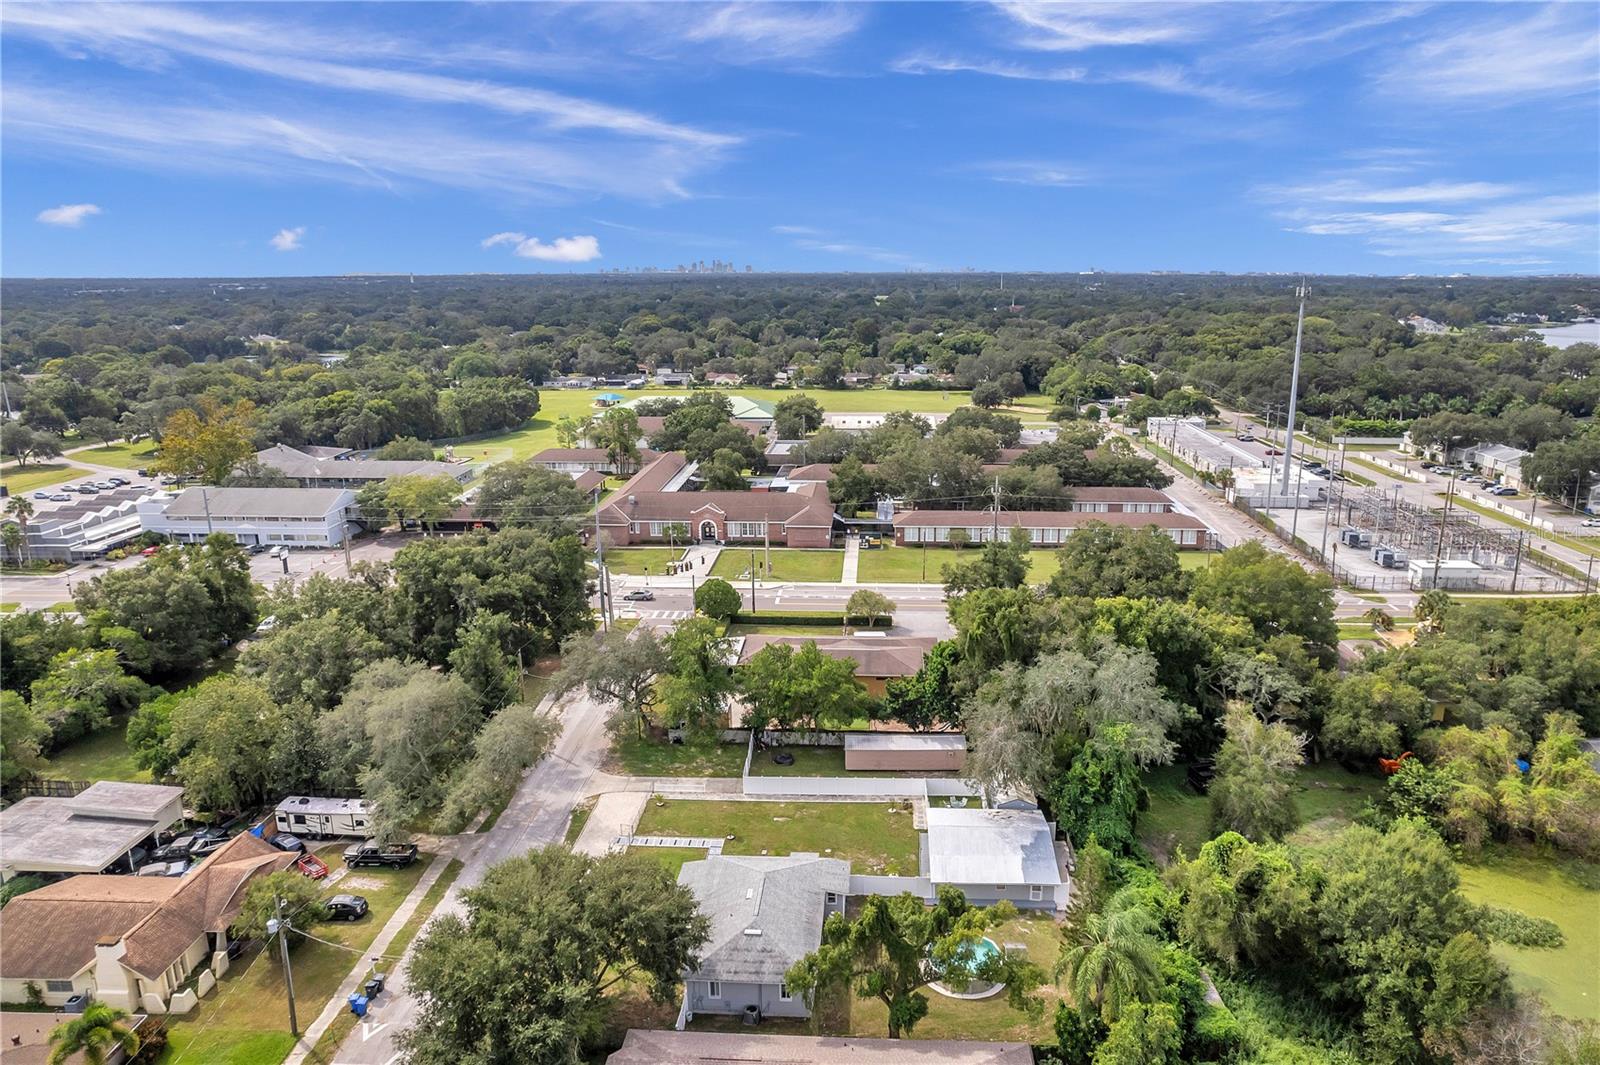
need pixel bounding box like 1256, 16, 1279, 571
929, 936, 1006, 999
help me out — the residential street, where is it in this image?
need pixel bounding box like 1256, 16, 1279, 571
319, 689, 612, 1065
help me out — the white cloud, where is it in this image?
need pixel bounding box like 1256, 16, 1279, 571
1263, 179, 1520, 206
36, 202, 101, 226
994, 2, 1209, 51
270, 226, 305, 251
2, 85, 713, 202
482, 232, 602, 262
1374, 5, 1600, 105
1276, 194, 1598, 262
890, 53, 1086, 82
681, 3, 863, 61
771, 224, 823, 235
968, 161, 1090, 188
890, 52, 1273, 107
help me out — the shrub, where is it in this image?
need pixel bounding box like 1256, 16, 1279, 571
0, 875, 47, 909
1191, 1005, 1245, 1060
693, 578, 741, 620
1474, 904, 1564, 948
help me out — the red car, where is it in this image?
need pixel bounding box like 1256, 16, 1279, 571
140, 545, 161, 556
1263, 448, 1283, 456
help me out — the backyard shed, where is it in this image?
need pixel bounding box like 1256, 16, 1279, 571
273, 796, 372, 838
843, 733, 966, 772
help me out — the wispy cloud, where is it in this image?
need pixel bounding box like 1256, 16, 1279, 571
1275, 192, 1597, 263
890, 52, 1274, 107
890, 52, 1085, 82
2, 85, 714, 202
994, 2, 1207, 51
36, 203, 101, 227
771, 224, 823, 236
270, 226, 305, 251
681, 3, 864, 61
966, 161, 1090, 188
482, 232, 602, 262
779, 226, 926, 268
1373, 4, 1600, 105
1261, 179, 1520, 206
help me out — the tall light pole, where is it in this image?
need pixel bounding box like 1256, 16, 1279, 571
1279, 280, 1309, 494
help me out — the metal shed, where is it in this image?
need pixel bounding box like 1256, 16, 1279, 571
842, 733, 966, 772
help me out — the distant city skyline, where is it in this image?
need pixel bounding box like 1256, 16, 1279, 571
3, 2, 1597, 278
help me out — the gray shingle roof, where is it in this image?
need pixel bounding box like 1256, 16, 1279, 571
678, 855, 849, 985
162, 486, 353, 520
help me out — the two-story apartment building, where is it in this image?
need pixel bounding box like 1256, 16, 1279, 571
138, 487, 361, 547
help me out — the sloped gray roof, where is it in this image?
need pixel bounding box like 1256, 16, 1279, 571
925, 808, 1063, 887
678, 854, 849, 985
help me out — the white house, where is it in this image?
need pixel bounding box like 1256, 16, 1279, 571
139, 487, 360, 548
922, 808, 1071, 911
0, 782, 185, 882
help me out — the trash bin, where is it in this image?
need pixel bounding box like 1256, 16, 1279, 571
347, 993, 368, 1018
364, 973, 385, 998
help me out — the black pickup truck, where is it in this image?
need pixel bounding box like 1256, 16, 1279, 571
342, 842, 419, 869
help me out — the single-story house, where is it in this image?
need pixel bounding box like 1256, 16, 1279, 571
0, 833, 296, 1012
654, 371, 695, 386
0, 782, 185, 882
138, 487, 361, 548
1461, 442, 1530, 488
922, 808, 1070, 911
733, 634, 936, 699
254, 444, 472, 489
596, 453, 836, 548
844, 732, 966, 772
608, 1030, 1034, 1064
705, 372, 744, 387
892, 510, 1213, 549
532, 447, 658, 476
676, 854, 849, 1026
0, 1011, 151, 1065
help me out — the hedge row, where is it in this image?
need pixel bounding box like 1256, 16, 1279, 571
731, 611, 893, 628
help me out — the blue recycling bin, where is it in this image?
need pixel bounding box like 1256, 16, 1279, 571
347, 993, 368, 1018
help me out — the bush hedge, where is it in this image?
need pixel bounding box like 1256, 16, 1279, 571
731, 611, 893, 628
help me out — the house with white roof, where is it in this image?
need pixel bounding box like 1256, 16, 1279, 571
922, 807, 1071, 911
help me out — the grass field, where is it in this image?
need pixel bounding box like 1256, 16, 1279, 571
746, 745, 918, 778
607, 735, 747, 777
630, 845, 710, 880
1139, 762, 1384, 864
75, 440, 161, 469
711, 548, 844, 582
600, 546, 687, 576
45, 720, 152, 784
0, 463, 90, 493
1458, 847, 1600, 1021
160, 849, 431, 1065
434, 388, 1049, 463
634, 798, 920, 874
0, 603, 18, 613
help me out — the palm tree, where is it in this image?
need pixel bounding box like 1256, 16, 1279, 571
47, 1003, 140, 1065
1361, 607, 1395, 632
5, 496, 34, 564
2, 522, 24, 564
1054, 892, 1165, 1023
1415, 589, 1453, 634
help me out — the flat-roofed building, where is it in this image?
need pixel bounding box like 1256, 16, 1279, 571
734, 634, 936, 699
138, 487, 360, 547
923, 807, 1070, 911
0, 782, 185, 881
532, 447, 658, 476
843, 732, 966, 772
892, 509, 1213, 549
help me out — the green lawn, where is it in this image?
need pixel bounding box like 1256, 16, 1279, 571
0, 602, 18, 613
633, 799, 920, 874
75, 440, 161, 469
435, 388, 1049, 463
600, 547, 686, 576
847, 911, 1064, 1044
45, 720, 152, 783
160, 850, 431, 1065
711, 548, 844, 583
1139, 762, 1384, 864
607, 735, 747, 777
725, 622, 846, 637
565, 799, 596, 845
1458, 847, 1600, 1021
0, 463, 90, 493
746, 744, 912, 778
630, 845, 710, 880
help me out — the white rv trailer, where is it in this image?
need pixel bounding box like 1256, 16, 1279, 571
274, 795, 373, 838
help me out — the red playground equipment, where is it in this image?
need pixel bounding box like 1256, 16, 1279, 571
1378, 751, 1414, 775
296, 852, 329, 879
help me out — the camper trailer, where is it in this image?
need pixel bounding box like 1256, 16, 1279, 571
274, 796, 373, 839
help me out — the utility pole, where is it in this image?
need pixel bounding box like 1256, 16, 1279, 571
990, 475, 1001, 543
201, 485, 215, 535
763, 513, 771, 576
1280, 280, 1308, 494
273, 894, 299, 1037
342, 532, 352, 574
748, 548, 757, 614
1510, 531, 1525, 592
593, 506, 608, 633
1431, 475, 1456, 590
1290, 461, 1305, 543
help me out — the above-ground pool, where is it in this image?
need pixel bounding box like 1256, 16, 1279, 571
929, 936, 1006, 999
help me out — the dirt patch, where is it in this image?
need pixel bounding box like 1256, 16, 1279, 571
340, 875, 388, 891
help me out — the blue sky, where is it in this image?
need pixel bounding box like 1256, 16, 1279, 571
3, 2, 1597, 277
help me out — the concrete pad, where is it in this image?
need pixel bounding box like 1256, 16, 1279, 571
574, 792, 649, 857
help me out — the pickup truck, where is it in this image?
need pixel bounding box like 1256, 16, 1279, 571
343, 842, 419, 869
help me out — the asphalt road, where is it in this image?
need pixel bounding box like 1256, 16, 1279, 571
324, 690, 611, 1065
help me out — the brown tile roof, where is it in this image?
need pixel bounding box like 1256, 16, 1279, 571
600, 454, 835, 530
532, 448, 661, 464
0, 834, 295, 983
608, 1030, 1033, 1064
735, 635, 937, 678
1065, 486, 1176, 503
893, 510, 1208, 531
571, 470, 607, 495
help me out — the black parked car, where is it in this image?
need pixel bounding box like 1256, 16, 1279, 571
326, 894, 369, 921
268, 832, 305, 853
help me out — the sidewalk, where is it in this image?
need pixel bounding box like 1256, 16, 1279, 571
841, 536, 861, 584
281, 849, 459, 1065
